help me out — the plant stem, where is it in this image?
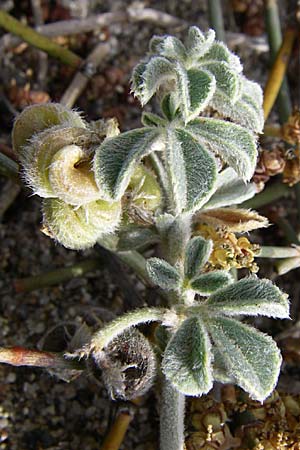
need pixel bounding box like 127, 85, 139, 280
294, 183, 300, 227
274, 215, 299, 244
14, 258, 101, 293
207, 0, 225, 42
258, 246, 300, 258
117, 250, 150, 285
241, 182, 290, 209
160, 378, 185, 450
276, 257, 300, 275
0, 10, 82, 68
90, 307, 171, 351
264, 0, 292, 123
101, 407, 135, 450
60, 41, 111, 108
263, 123, 282, 137
0, 346, 84, 370
263, 26, 296, 122
0, 152, 19, 181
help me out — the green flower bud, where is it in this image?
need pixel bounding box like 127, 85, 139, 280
12, 103, 86, 155
42, 197, 121, 250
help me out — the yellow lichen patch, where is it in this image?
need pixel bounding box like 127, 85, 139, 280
195, 224, 260, 272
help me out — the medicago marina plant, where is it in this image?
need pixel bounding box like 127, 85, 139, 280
9, 27, 289, 450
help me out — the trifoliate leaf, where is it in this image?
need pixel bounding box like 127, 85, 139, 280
198, 41, 242, 73
131, 56, 175, 105
141, 112, 166, 127
212, 347, 235, 384
160, 93, 178, 121
190, 270, 234, 295
184, 236, 213, 280
149, 35, 187, 61
165, 129, 217, 214
196, 208, 268, 232
206, 277, 289, 318
185, 27, 215, 59
203, 168, 257, 210
176, 65, 216, 122
211, 78, 264, 133
206, 316, 282, 401
146, 257, 181, 290
93, 128, 162, 200
162, 317, 213, 396
186, 117, 257, 181
202, 62, 242, 103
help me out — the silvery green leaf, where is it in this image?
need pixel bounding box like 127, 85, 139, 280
206, 277, 289, 319
212, 347, 235, 384
165, 129, 217, 214
149, 35, 187, 61
146, 257, 181, 290
190, 270, 234, 295
117, 226, 159, 251
206, 316, 282, 401
186, 118, 257, 181
141, 112, 166, 127
131, 56, 175, 105
202, 62, 242, 103
185, 27, 215, 59
211, 78, 264, 133
93, 128, 161, 200
176, 65, 216, 122
203, 168, 257, 210
161, 94, 179, 121
162, 317, 213, 396
199, 41, 242, 73
184, 236, 213, 279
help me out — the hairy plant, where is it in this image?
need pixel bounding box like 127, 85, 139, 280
9, 27, 289, 450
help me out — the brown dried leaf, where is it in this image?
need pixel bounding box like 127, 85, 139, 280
195, 208, 269, 232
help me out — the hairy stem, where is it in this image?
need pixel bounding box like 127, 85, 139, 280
90, 307, 172, 351
117, 250, 150, 285
160, 378, 185, 450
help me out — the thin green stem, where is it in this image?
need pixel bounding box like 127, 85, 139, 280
0, 10, 82, 68
116, 250, 150, 285
264, 0, 292, 123
276, 257, 300, 275
14, 258, 101, 292
274, 216, 299, 245
258, 246, 300, 258
241, 182, 290, 209
207, 0, 225, 42
0, 152, 19, 181
160, 378, 185, 450
294, 183, 300, 229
